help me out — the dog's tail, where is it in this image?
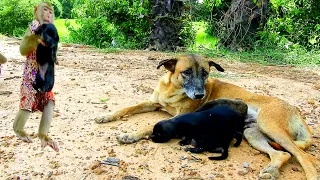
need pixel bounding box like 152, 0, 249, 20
208, 148, 228, 160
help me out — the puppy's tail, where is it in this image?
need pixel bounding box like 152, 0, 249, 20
208, 148, 228, 160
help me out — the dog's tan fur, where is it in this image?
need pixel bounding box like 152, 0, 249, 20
95, 54, 318, 180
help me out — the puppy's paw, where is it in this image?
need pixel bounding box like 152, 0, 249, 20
94, 114, 112, 124
116, 133, 140, 144
258, 165, 279, 180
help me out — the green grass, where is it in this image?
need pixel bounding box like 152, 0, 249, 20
191, 22, 319, 67
192, 21, 218, 49
51, 19, 319, 67
54, 19, 79, 42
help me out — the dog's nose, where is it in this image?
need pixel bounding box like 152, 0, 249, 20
194, 93, 204, 99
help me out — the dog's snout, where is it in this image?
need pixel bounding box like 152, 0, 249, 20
194, 93, 204, 99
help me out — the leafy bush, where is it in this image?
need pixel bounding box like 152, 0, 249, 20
258, 0, 320, 49
0, 0, 39, 36
68, 0, 152, 48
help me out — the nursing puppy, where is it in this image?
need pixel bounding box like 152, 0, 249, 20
151, 101, 247, 160
33, 23, 59, 92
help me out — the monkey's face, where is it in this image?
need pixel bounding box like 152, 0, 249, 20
35, 3, 54, 24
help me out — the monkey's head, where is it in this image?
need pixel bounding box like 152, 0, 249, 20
35, 24, 59, 49
151, 120, 176, 143
34, 2, 54, 24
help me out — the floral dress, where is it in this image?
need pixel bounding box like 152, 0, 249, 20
19, 20, 54, 112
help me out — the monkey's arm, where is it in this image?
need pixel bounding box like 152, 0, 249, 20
0, 52, 7, 64
19, 20, 41, 56
19, 28, 40, 56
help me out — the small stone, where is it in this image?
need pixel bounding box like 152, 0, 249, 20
242, 162, 249, 168
89, 161, 100, 170
238, 169, 248, 176
180, 155, 187, 160
181, 164, 188, 168
93, 167, 106, 175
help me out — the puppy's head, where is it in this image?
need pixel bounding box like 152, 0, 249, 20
157, 54, 224, 100
35, 24, 59, 48
151, 120, 176, 143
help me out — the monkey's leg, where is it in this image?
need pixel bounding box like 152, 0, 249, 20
38, 100, 59, 152
13, 110, 32, 143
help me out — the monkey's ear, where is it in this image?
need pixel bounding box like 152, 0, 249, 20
157, 58, 178, 73
208, 61, 224, 72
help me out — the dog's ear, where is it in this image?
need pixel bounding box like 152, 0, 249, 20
157, 58, 178, 73
208, 61, 224, 72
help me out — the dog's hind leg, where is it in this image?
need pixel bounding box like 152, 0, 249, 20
244, 127, 291, 180
94, 100, 162, 124
257, 113, 318, 180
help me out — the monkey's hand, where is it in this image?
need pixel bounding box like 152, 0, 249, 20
39, 134, 59, 152
38, 38, 46, 46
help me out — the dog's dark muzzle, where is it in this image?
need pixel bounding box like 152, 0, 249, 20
194, 92, 205, 99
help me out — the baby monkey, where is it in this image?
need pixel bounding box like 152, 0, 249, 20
151, 98, 247, 160
33, 23, 59, 92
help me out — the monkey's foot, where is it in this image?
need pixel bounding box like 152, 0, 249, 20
40, 137, 59, 152
116, 133, 140, 144
14, 130, 32, 143
258, 165, 279, 180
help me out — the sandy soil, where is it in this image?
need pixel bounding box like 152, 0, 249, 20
0, 36, 319, 180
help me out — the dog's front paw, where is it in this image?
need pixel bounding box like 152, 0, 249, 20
258, 165, 279, 180
94, 115, 112, 124
116, 133, 140, 144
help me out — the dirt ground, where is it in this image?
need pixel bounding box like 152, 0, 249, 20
0, 36, 319, 180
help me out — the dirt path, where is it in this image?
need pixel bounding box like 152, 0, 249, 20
0, 37, 319, 180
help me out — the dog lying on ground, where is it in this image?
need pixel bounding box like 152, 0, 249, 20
33, 23, 59, 92
151, 99, 247, 160
94, 54, 318, 180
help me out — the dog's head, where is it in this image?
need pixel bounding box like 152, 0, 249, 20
157, 54, 224, 100
151, 120, 176, 143
35, 23, 59, 48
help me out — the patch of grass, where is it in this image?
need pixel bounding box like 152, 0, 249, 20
55, 19, 79, 42
189, 22, 319, 67
192, 22, 218, 50
209, 72, 227, 78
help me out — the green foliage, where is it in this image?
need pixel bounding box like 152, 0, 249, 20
258, 0, 320, 49
59, 0, 74, 18
0, 0, 39, 36
67, 0, 152, 48
54, 19, 78, 42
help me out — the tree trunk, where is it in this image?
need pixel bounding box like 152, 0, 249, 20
147, 0, 184, 51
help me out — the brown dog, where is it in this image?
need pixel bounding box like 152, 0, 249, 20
94, 54, 318, 180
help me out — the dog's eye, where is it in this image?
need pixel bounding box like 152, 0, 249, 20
202, 68, 209, 77
181, 68, 192, 76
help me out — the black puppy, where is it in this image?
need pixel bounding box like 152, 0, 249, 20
33, 23, 59, 92
151, 99, 247, 160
